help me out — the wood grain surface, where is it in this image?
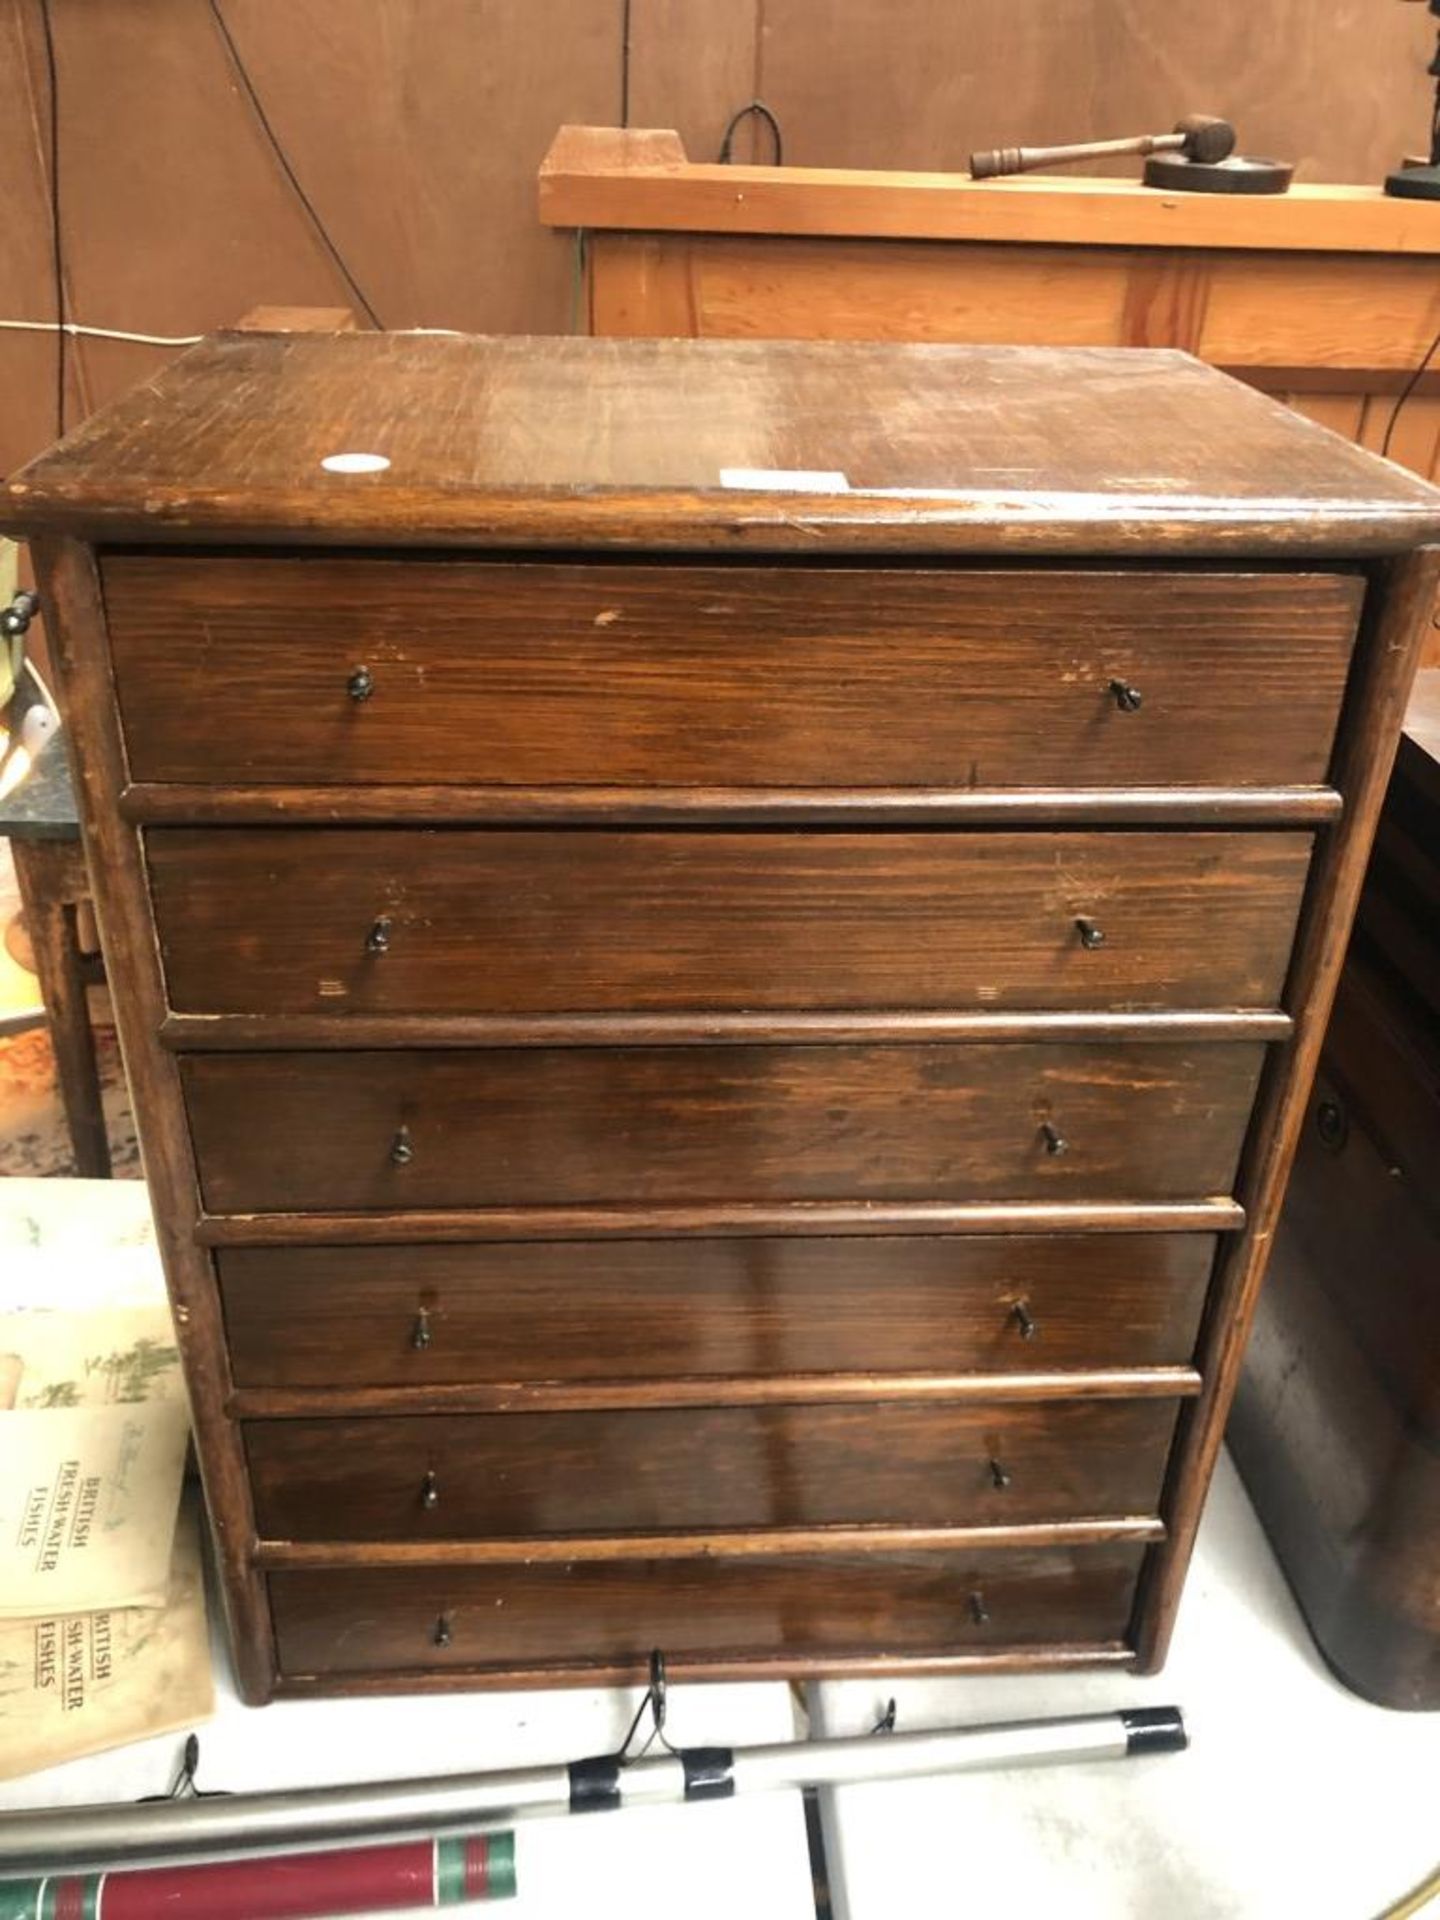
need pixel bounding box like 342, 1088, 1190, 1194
218, 1233, 1217, 1389
147, 828, 1313, 1017
269, 1541, 1149, 1677
246, 1397, 1179, 1540
180, 1041, 1266, 1214
10, 336, 1440, 553
102, 554, 1360, 789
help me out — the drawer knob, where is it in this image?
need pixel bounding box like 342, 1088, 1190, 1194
347, 664, 375, 703
1074, 917, 1106, 950
1108, 678, 1143, 712
989, 1456, 1012, 1491
433, 1613, 452, 1648
420, 1470, 440, 1511
1039, 1120, 1068, 1157
390, 1125, 414, 1167
1010, 1300, 1038, 1341
366, 915, 393, 956
969, 1589, 990, 1627
1316, 1096, 1348, 1152
410, 1306, 432, 1350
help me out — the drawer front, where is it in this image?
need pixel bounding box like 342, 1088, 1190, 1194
149, 828, 1312, 1016
246, 1399, 1179, 1540
219, 1233, 1217, 1388
102, 556, 1359, 789
269, 1543, 1148, 1676
183, 1042, 1266, 1213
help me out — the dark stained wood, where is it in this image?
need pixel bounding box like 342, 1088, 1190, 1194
9, 836, 110, 1178
13, 338, 1438, 1701
124, 783, 1346, 828
1231, 1028, 1440, 1708
232, 1371, 1202, 1419
162, 1009, 1295, 1051
1133, 545, 1440, 1671
218, 1233, 1217, 1389
179, 1042, 1267, 1215
24, 538, 276, 1706
9, 336, 1440, 554
199, 1198, 1246, 1246
268, 1542, 1149, 1678
245, 1398, 1179, 1541
270, 1643, 1139, 1693
1228, 687, 1440, 1707
101, 556, 1360, 790
257, 1517, 1165, 1566
147, 829, 1313, 1016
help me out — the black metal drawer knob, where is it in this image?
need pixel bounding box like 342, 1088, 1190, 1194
433, 1613, 452, 1648
347, 664, 375, 702
1039, 1120, 1068, 1157
989, 1456, 1011, 1491
366, 915, 393, 956
969, 1590, 990, 1626
1074, 917, 1106, 950
420, 1471, 440, 1511
410, 1306, 432, 1350
1108, 678, 1143, 712
1010, 1300, 1038, 1341
390, 1125, 414, 1167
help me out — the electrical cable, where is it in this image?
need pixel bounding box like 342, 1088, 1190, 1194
620, 0, 632, 128
205, 0, 383, 329
35, 0, 64, 437
1381, 313, 1440, 459
0, 319, 203, 346
718, 100, 785, 166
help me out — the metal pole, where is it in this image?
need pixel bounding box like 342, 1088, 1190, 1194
0, 1708, 1183, 1878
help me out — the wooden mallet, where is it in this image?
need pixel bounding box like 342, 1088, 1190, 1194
971, 114, 1236, 179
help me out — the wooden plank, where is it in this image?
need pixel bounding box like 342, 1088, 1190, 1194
11, 333, 1440, 556
626, 0, 759, 160
1285, 393, 1369, 440
233, 305, 358, 332
539, 128, 1440, 255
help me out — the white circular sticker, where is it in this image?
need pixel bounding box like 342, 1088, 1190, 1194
320, 452, 391, 475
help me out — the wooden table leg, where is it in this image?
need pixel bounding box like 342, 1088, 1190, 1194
10, 836, 111, 1178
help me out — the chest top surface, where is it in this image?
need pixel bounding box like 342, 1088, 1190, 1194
6, 333, 1440, 557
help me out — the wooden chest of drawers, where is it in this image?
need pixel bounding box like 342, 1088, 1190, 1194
7, 333, 1438, 1702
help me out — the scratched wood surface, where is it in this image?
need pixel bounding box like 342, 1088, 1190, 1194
9, 335, 1440, 554
102, 554, 1361, 790
179, 1041, 1266, 1214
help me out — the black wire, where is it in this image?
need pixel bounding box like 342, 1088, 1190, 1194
1381, 314, 1440, 460
718, 100, 784, 167
620, 0, 632, 128
36, 0, 64, 437
205, 0, 383, 329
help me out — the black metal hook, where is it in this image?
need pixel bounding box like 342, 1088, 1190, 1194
139, 1732, 227, 1801
614, 1647, 676, 1764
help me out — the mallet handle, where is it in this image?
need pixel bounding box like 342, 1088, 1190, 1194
971, 130, 1183, 179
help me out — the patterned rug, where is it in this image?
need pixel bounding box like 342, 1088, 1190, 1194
0, 1020, 142, 1178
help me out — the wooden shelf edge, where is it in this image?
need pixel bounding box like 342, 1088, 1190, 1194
255, 1517, 1166, 1569
538, 126, 1440, 257
161, 1008, 1295, 1051
121, 783, 1344, 828
272, 1641, 1139, 1694
228, 1367, 1204, 1419
196, 1198, 1247, 1245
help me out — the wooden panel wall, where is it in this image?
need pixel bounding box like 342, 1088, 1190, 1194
1, 0, 1433, 485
